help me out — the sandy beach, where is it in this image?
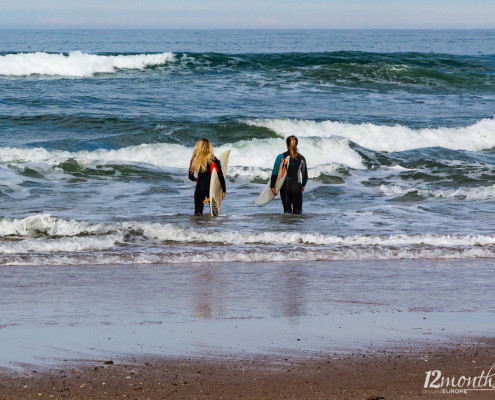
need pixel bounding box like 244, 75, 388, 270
2, 339, 495, 399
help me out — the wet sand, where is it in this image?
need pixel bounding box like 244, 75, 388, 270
2, 339, 495, 399
1, 260, 495, 398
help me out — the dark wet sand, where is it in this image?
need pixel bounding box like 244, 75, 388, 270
2, 338, 495, 399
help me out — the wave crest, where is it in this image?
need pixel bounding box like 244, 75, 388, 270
0, 51, 175, 77
2, 214, 495, 246
0, 135, 364, 178
3, 246, 494, 266
0, 214, 113, 237
247, 118, 495, 152
1, 215, 494, 264
380, 184, 495, 201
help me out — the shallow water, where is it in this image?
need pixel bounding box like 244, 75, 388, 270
1, 259, 494, 367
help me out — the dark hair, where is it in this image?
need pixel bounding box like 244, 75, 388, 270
286, 135, 299, 159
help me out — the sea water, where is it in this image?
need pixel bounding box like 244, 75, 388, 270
0, 30, 493, 266
0, 30, 495, 364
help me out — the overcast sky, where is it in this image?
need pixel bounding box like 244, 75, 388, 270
1, 0, 495, 29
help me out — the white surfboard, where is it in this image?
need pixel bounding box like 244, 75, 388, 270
255, 156, 290, 205
209, 150, 230, 216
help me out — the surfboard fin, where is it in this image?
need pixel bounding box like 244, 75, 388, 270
211, 199, 219, 216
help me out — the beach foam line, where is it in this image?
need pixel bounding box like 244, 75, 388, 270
0, 214, 114, 237
246, 118, 495, 152
2, 246, 494, 266
0, 51, 176, 77
1, 215, 495, 248
380, 184, 495, 201
0, 234, 124, 254
136, 221, 495, 246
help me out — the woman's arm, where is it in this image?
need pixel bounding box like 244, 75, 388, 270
301, 156, 308, 192
270, 153, 285, 189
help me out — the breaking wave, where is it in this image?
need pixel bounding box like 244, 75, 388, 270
0, 51, 176, 77
246, 118, 495, 152
0, 135, 364, 179
2, 246, 494, 266
0, 215, 494, 265
2, 118, 493, 183
380, 184, 495, 201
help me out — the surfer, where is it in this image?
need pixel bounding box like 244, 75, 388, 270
270, 135, 308, 214
188, 138, 226, 216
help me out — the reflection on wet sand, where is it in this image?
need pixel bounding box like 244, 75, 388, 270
1, 259, 495, 367
273, 266, 308, 326
192, 265, 225, 319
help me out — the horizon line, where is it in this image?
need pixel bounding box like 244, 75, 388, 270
1, 27, 495, 30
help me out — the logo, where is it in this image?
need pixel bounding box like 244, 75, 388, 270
424, 366, 495, 395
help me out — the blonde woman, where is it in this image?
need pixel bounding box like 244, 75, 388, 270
188, 138, 226, 215
270, 135, 308, 214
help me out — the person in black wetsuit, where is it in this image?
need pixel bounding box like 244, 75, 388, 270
270, 135, 308, 214
188, 138, 226, 216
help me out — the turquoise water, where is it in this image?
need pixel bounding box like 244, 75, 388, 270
0, 30, 494, 266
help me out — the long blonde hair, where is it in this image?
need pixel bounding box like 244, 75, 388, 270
286, 135, 299, 159
190, 138, 214, 173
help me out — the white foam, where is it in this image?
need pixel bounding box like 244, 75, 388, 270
229, 163, 342, 180
137, 222, 495, 247
0, 234, 123, 254
2, 246, 494, 266
219, 136, 364, 170
0, 51, 176, 77
246, 118, 495, 152
159, 247, 495, 263
0, 135, 364, 179
0, 214, 113, 237
0, 147, 56, 163
0, 144, 190, 169
380, 184, 495, 201
0, 214, 494, 264
2, 215, 495, 248
388, 165, 415, 171
4, 119, 491, 182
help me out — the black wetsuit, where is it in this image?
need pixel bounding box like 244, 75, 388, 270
270, 151, 308, 214
188, 157, 226, 215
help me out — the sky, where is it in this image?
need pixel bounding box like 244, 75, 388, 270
1, 0, 495, 29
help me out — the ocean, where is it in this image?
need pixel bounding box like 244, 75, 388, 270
1, 29, 495, 365
0, 30, 494, 267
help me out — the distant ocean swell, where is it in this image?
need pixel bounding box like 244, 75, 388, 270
0, 215, 494, 265
1, 51, 494, 91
